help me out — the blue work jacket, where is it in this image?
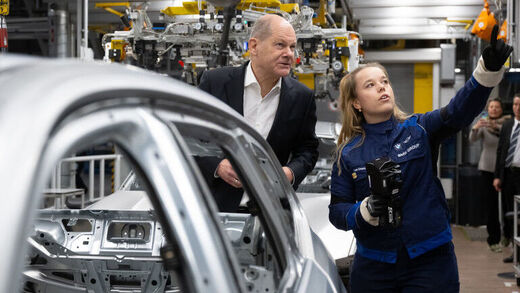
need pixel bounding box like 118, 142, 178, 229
329, 76, 493, 263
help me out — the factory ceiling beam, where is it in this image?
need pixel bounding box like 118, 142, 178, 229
365, 48, 442, 63
349, 0, 504, 40
362, 32, 469, 40
353, 6, 485, 19
360, 25, 469, 40
359, 18, 469, 26
349, 0, 502, 8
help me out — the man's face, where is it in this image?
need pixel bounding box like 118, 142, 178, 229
513, 97, 520, 120
250, 20, 296, 78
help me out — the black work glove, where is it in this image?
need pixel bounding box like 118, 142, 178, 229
482, 25, 514, 71
366, 194, 388, 217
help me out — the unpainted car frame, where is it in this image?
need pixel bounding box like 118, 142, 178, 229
0, 55, 347, 293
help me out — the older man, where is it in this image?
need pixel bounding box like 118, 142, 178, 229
494, 95, 520, 262
198, 14, 319, 212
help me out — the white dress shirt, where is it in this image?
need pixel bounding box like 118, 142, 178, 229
214, 63, 284, 180
243, 63, 294, 184
243, 62, 281, 139
511, 118, 520, 167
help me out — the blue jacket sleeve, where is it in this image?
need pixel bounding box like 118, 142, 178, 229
329, 156, 359, 231
417, 76, 493, 135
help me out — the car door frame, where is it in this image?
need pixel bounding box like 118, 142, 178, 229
28, 106, 247, 292
160, 109, 344, 292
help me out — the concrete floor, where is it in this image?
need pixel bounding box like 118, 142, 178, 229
453, 225, 519, 293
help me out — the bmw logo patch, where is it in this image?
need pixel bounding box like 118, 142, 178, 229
394, 143, 402, 150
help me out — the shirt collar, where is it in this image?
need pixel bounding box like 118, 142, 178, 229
244, 62, 257, 88
244, 62, 282, 92
272, 77, 282, 93
363, 116, 398, 134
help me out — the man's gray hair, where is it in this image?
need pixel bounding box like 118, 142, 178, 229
250, 15, 278, 40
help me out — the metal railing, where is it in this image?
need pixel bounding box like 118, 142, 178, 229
51, 154, 122, 204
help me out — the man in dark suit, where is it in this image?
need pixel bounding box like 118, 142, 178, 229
197, 14, 319, 212
494, 94, 520, 262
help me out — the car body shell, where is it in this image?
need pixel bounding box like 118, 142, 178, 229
0, 55, 347, 293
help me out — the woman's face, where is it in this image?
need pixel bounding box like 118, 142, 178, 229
488, 101, 503, 119
353, 66, 395, 124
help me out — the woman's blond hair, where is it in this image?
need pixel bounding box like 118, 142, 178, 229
335, 63, 408, 173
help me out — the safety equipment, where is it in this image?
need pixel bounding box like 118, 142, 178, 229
366, 157, 403, 227
498, 20, 507, 41
482, 25, 514, 72
471, 0, 497, 42
366, 193, 389, 217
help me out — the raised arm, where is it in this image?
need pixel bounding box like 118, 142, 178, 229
418, 25, 512, 137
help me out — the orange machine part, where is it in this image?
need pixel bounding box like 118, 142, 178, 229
498, 20, 507, 41
470, 0, 497, 41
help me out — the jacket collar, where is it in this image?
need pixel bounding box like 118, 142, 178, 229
224, 62, 248, 115
363, 116, 397, 134
266, 73, 293, 142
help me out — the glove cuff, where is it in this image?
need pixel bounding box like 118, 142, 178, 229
360, 197, 379, 226
473, 56, 505, 88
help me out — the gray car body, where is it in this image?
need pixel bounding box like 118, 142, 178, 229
0, 55, 347, 293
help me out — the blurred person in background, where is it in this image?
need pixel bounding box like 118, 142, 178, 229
494, 95, 520, 263
469, 98, 508, 253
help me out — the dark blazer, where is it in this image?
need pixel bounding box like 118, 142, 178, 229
495, 118, 515, 181
197, 62, 319, 211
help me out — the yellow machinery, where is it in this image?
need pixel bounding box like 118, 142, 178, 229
95, 2, 129, 18
162, 1, 207, 16
161, 0, 298, 16
295, 72, 315, 90
312, 0, 326, 27
0, 0, 8, 16
94, 2, 132, 29
108, 39, 127, 62
101, 1, 361, 99
335, 36, 350, 72
293, 34, 354, 91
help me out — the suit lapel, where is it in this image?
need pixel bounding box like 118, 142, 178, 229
224, 63, 248, 116
507, 120, 514, 136
267, 76, 293, 143
505, 119, 514, 149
